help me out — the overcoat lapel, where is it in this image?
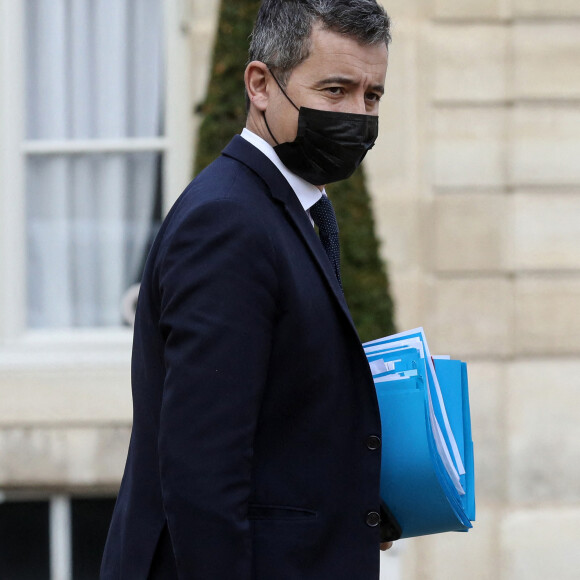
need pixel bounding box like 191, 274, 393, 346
222, 136, 360, 341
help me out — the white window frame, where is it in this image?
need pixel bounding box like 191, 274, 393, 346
0, 0, 198, 369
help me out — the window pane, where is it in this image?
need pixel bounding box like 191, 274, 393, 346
0, 501, 50, 580
26, 0, 164, 141
72, 498, 116, 580
26, 152, 162, 328
25, 0, 165, 328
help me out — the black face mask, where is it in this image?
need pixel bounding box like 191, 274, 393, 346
263, 71, 379, 186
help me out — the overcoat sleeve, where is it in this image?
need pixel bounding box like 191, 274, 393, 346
156, 196, 278, 578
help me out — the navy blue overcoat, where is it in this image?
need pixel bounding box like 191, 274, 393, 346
101, 136, 383, 579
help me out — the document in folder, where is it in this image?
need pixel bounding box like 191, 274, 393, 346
363, 328, 475, 538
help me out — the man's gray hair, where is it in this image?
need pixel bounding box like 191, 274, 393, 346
249, 0, 391, 87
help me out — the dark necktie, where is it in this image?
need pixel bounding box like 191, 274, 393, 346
310, 195, 342, 289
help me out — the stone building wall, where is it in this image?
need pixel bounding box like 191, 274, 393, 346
368, 0, 580, 578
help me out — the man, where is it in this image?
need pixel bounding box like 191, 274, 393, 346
101, 0, 393, 578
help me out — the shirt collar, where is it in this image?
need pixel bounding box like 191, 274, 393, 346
240, 128, 323, 212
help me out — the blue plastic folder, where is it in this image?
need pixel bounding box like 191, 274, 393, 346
363, 328, 475, 538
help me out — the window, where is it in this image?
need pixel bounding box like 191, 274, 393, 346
25, 0, 164, 328
0, 499, 50, 579
71, 498, 116, 580
0, 495, 116, 580
0, 0, 197, 372
0, 0, 195, 343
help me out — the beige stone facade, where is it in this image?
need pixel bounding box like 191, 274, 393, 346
1, 0, 578, 578
369, 0, 580, 578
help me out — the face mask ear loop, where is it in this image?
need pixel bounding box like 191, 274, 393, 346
262, 68, 300, 146
268, 68, 300, 112
262, 111, 280, 146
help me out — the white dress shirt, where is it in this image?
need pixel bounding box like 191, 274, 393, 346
240, 128, 324, 224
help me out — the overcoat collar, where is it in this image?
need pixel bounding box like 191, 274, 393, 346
222, 135, 360, 341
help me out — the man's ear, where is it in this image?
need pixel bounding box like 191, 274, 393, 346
244, 61, 270, 112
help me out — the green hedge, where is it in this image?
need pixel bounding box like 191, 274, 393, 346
194, 0, 395, 342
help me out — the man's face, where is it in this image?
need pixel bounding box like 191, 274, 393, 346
266, 24, 389, 145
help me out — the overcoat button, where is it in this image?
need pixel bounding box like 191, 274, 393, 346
366, 435, 381, 450
366, 511, 381, 527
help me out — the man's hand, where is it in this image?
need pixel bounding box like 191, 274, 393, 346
380, 542, 394, 551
